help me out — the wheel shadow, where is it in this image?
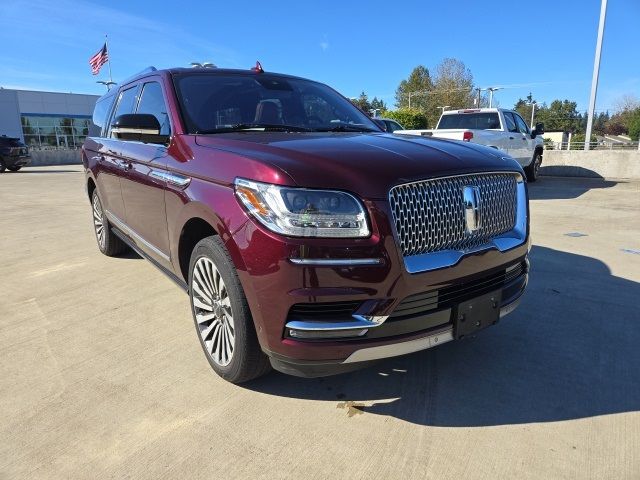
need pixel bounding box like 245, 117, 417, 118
245, 245, 640, 427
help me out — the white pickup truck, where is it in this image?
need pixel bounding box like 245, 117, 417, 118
396, 108, 545, 181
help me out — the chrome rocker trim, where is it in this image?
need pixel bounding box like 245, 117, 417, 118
289, 258, 383, 266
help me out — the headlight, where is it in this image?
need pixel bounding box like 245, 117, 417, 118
234, 178, 370, 238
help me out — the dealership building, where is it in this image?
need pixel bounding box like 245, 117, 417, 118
0, 88, 100, 149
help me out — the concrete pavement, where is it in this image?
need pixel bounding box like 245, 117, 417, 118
1, 166, 639, 479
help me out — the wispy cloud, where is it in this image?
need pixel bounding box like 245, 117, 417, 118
0, 0, 242, 92
319, 35, 329, 52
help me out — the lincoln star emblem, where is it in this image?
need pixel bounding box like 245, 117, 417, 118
462, 186, 481, 233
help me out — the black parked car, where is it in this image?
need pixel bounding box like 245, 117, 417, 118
0, 136, 30, 172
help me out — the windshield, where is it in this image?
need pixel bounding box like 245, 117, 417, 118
172, 73, 381, 134
438, 112, 501, 130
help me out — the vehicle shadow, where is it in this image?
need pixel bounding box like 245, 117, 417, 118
246, 245, 640, 427
529, 174, 618, 200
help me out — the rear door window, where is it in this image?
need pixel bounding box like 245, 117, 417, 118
91, 93, 117, 137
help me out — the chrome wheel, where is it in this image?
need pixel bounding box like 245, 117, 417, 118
191, 257, 235, 367
92, 194, 105, 250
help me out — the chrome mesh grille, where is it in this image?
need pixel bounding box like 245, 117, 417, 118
389, 173, 518, 256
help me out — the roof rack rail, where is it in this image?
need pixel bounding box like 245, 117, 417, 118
119, 66, 158, 85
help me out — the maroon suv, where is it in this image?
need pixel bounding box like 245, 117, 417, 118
83, 66, 529, 383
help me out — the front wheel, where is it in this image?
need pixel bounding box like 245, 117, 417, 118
0, 159, 5, 173
525, 152, 542, 182
7, 165, 22, 172
189, 236, 270, 383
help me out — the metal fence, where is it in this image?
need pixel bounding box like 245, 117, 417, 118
545, 141, 640, 151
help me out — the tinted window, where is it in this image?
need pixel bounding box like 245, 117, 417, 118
503, 112, 519, 133
172, 73, 379, 133
109, 86, 139, 137
91, 93, 116, 137
385, 120, 403, 132
438, 112, 501, 130
136, 82, 171, 136
513, 113, 530, 134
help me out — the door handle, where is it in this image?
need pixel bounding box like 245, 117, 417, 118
509, 136, 515, 140
522, 137, 527, 141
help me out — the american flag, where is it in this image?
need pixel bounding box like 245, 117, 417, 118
89, 43, 108, 75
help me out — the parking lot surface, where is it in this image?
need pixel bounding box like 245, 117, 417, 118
1, 166, 639, 479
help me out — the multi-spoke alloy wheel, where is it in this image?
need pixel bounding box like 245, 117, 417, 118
93, 194, 106, 250
90, 190, 127, 256
188, 236, 270, 383
192, 257, 235, 366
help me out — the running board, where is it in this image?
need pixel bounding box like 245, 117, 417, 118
111, 227, 188, 293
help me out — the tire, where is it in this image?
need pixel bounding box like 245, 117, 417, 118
0, 158, 5, 173
91, 190, 128, 256
525, 151, 542, 182
189, 236, 271, 383
7, 165, 22, 172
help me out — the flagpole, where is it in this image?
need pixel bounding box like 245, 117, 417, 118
105, 34, 113, 84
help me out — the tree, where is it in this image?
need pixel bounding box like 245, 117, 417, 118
628, 109, 640, 141
350, 91, 373, 116
394, 65, 433, 111
431, 58, 474, 112
514, 93, 537, 127
383, 109, 428, 129
536, 100, 581, 132
370, 97, 387, 113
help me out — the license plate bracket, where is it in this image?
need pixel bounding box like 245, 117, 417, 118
454, 290, 502, 339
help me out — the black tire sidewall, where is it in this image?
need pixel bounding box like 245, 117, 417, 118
188, 236, 258, 382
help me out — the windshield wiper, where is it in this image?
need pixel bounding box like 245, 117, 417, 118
196, 123, 312, 134
314, 124, 378, 133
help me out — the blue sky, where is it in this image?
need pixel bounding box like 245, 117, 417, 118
1, 0, 638, 113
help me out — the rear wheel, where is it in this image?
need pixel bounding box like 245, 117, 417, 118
0, 158, 5, 173
91, 191, 128, 256
525, 151, 542, 182
189, 236, 270, 383
7, 165, 22, 172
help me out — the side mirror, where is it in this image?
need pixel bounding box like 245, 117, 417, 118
532, 122, 545, 138
111, 114, 169, 144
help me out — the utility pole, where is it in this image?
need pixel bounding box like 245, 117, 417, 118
475, 88, 482, 107
584, 0, 608, 151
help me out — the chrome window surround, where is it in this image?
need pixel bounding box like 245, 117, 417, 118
389, 172, 527, 274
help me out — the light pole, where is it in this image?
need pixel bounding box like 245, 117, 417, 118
584, 0, 608, 150
529, 100, 537, 128
437, 106, 450, 115
488, 87, 501, 108
96, 80, 116, 91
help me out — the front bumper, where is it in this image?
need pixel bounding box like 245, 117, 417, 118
230, 195, 530, 376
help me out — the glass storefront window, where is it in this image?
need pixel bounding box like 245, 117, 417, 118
20, 114, 92, 149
